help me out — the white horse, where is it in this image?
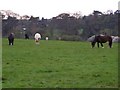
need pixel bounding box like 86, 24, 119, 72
34, 33, 41, 44
112, 36, 120, 43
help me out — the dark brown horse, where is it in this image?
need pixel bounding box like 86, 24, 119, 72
91, 35, 112, 48
8, 33, 14, 45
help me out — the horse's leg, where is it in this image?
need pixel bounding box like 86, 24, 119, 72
109, 41, 112, 48
100, 43, 104, 48
97, 42, 99, 48
35, 39, 39, 45
12, 39, 14, 45
9, 39, 12, 45
8, 39, 10, 45
91, 42, 96, 48
91, 42, 94, 48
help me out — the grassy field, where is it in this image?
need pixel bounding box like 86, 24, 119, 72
2, 38, 118, 88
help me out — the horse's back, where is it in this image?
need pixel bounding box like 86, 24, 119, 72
96, 35, 112, 43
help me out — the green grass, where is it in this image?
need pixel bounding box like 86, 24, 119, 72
2, 38, 118, 88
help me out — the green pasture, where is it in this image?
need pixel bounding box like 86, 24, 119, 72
2, 38, 118, 88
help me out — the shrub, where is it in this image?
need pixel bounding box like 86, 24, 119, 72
61, 35, 80, 41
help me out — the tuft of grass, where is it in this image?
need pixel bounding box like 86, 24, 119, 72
2, 38, 118, 88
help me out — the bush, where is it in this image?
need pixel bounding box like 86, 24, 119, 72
61, 35, 80, 41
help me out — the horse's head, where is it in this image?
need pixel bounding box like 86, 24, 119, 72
87, 35, 95, 42
91, 41, 96, 48
91, 36, 97, 48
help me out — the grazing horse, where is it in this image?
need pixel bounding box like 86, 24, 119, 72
91, 35, 112, 48
34, 33, 41, 44
8, 33, 14, 45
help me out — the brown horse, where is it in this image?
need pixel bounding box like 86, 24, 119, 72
8, 33, 14, 45
91, 35, 112, 48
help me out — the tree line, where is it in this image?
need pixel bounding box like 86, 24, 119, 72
2, 10, 119, 41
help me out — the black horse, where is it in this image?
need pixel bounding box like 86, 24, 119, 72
25, 33, 29, 39
91, 35, 112, 48
8, 33, 14, 45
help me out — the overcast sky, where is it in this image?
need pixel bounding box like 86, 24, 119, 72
0, 0, 119, 19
